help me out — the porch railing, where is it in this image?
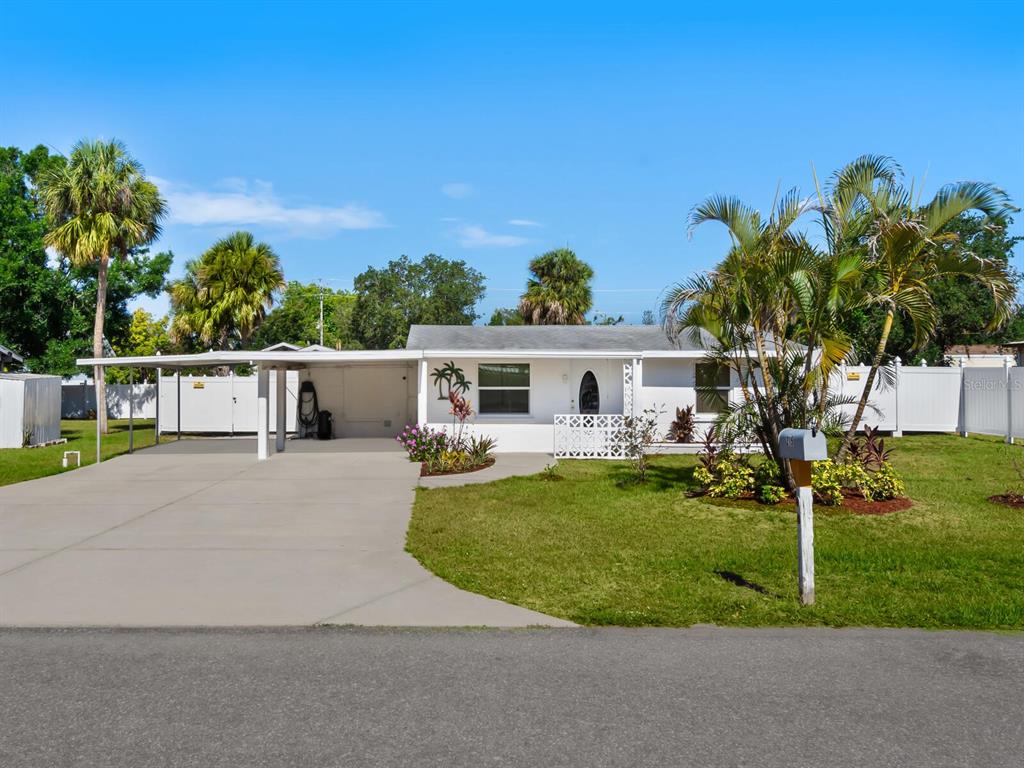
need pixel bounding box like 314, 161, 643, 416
553, 414, 626, 459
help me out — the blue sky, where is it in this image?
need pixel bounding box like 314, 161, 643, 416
4, 1, 1023, 322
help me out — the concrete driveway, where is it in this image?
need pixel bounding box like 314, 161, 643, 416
0, 439, 571, 627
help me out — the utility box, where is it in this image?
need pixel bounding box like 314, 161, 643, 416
778, 428, 828, 462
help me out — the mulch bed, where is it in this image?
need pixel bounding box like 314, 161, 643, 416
693, 489, 912, 515
420, 457, 495, 478
839, 494, 913, 515
988, 494, 1024, 508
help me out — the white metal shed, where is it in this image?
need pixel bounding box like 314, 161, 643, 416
0, 373, 62, 448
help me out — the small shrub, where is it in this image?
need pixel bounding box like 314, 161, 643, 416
541, 463, 562, 481
667, 405, 695, 443
396, 424, 447, 462
468, 435, 497, 465
812, 460, 870, 506
614, 407, 663, 482
849, 425, 893, 473
693, 464, 715, 489
758, 484, 787, 504
753, 460, 781, 489
705, 458, 754, 498
698, 425, 719, 471
865, 461, 905, 501
425, 449, 472, 475
812, 460, 845, 506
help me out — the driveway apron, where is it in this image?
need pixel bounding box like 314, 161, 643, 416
0, 439, 571, 627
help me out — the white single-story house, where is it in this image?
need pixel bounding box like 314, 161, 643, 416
78, 324, 743, 459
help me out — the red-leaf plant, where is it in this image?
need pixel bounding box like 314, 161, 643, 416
449, 389, 474, 450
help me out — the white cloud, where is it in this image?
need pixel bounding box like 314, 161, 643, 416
508, 218, 543, 227
153, 177, 388, 235
441, 182, 474, 199
456, 225, 529, 248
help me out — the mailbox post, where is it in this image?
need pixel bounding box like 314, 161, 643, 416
778, 428, 828, 605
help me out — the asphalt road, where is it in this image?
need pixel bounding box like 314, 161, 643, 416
2, 627, 1021, 767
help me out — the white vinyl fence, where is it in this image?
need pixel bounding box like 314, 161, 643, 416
61, 373, 299, 434
62, 382, 158, 420
158, 372, 299, 434
833, 362, 963, 435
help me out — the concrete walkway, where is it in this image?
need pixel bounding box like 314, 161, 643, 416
0, 439, 572, 627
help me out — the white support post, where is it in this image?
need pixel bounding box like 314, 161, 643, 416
176, 371, 182, 441
959, 360, 968, 438
128, 368, 134, 454
633, 358, 642, 418
275, 367, 286, 453
155, 352, 161, 444
1006, 358, 1014, 445
417, 359, 428, 425
257, 366, 270, 461
797, 486, 815, 605
892, 357, 902, 437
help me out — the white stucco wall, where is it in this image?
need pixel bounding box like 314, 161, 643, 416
303, 363, 417, 438
423, 356, 626, 453
636, 358, 738, 441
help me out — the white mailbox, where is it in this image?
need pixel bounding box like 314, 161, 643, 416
778, 428, 828, 462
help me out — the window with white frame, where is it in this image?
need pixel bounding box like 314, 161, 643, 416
477, 363, 530, 414
695, 362, 730, 414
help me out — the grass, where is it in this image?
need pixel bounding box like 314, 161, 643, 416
408, 434, 1024, 629
0, 419, 156, 487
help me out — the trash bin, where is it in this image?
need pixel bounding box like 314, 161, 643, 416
317, 410, 333, 440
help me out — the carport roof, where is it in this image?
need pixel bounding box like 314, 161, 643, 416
77, 349, 422, 369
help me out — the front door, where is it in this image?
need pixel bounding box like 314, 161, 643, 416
570, 360, 604, 414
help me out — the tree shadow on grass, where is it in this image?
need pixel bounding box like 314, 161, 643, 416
612, 462, 698, 492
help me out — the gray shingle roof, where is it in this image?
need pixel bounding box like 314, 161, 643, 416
406, 325, 715, 352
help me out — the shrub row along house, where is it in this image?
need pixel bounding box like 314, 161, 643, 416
79, 324, 754, 458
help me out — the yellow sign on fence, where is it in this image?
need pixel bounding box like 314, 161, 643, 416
846, 372, 861, 381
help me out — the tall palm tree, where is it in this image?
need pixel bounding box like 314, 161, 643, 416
662, 189, 825, 483
39, 139, 166, 434
834, 169, 1016, 457
518, 248, 594, 324
170, 231, 285, 349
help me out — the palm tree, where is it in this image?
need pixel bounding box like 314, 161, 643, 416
662, 190, 825, 484
39, 139, 166, 434
518, 248, 594, 324
170, 231, 285, 349
834, 167, 1016, 458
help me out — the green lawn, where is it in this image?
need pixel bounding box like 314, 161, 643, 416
0, 419, 156, 487
408, 434, 1024, 629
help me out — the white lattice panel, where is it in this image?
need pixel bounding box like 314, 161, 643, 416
554, 413, 626, 458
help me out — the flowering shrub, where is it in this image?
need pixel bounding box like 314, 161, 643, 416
704, 457, 755, 498
812, 460, 871, 505
396, 424, 448, 462
865, 461, 905, 501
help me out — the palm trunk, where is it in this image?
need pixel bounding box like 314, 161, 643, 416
836, 308, 894, 460
94, 249, 110, 435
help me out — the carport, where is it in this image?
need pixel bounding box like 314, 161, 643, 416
77, 349, 429, 461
